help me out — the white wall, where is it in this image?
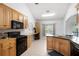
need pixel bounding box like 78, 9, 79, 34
40, 19, 64, 37
4, 3, 35, 35
64, 3, 77, 35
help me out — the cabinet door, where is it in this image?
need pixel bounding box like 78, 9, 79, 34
0, 4, 5, 27
47, 36, 53, 50
23, 16, 28, 28
0, 41, 2, 56
9, 39, 16, 56
54, 39, 59, 52
9, 47, 16, 56
27, 35, 32, 48
19, 14, 24, 22
35, 21, 40, 33
59, 39, 70, 56
12, 10, 19, 21
4, 7, 13, 28
2, 40, 10, 56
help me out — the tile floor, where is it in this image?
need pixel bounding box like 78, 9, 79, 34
21, 37, 49, 56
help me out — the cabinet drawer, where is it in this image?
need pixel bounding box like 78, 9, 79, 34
2, 40, 9, 49
9, 40, 16, 47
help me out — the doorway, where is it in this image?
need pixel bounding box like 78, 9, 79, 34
42, 24, 56, 37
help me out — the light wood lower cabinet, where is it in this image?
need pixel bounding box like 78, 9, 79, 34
47, 36, 53, 50
59, 39, 70, 56
54, 39, 60, 52
27, 35, 32, 48
9, 38, 16, 56
0, 38, 16, 56
47, 36, 71, 56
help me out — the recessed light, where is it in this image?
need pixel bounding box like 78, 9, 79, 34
35, 3, 39, 5
41, 13, 55, 17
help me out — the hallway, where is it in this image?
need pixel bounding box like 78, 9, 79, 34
21, 37, 49, 56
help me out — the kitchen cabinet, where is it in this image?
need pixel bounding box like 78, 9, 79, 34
12, 10, 19, 21
9, 38, 16, 56
0, 38, 16, 56
0, 3, 28, 29
23, 16, 28, 28
0, 4, 5, 28
47, 36, 53, 50
19, 14, 24, 22
47, 36, 71, 56
27, 35, 32, 48
59, 39, 70, 56
0, 4, 12, 29
2, 39, 10, 56
4, 6, 13, 29
54, 39, 60, 52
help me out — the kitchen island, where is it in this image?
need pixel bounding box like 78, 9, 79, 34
46, 34, 79, 56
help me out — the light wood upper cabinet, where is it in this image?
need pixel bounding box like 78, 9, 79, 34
19, 14, 24, 22
23, 16, 28, 28
0, 4, 12, 29
0, 4, 28, 29
12, 10, 19, 21
4, 6, 13, 29
0, 4, 5, 27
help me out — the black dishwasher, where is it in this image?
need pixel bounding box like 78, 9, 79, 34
71, 42, 79, 56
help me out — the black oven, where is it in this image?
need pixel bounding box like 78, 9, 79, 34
11, 20, 23, 29
16, 35, 27, 56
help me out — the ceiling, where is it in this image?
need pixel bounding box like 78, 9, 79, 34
26, 3, 71, 20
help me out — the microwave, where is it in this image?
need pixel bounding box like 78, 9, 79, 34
11, 20, 23, 29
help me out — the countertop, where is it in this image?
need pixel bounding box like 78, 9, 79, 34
46, 33, 72, 40
46, 33, 54, 36
46, 33, 79, 49
0, 37, 16, 40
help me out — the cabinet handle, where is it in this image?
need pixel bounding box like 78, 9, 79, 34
0, 44, 3, 48
8, 47, 13, 49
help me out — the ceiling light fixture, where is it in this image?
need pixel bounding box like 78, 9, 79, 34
35, 3, 39, 5
41, 13, 55, 17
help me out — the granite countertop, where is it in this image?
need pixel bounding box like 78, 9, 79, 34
46, 33, 72, 40
46, 33, 54, 36
46, 33, 79, 49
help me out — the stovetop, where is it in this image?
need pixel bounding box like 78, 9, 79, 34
8, 35, 27, 38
